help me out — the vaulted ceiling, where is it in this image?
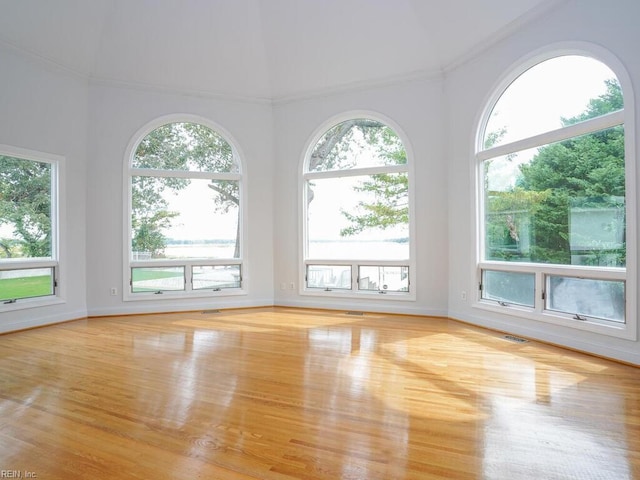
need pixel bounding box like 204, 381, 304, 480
0, 0, 563, 101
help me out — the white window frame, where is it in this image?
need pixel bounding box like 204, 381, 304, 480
123, 114, 247, 302
474, 44, 637, 340
0, 144, 65, 312
300, 112, 416, 301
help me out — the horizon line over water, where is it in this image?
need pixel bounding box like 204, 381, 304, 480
309, 240, 409, 260
151, 240, 409, 260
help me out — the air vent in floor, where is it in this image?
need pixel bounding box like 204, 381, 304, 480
503, 334, 528, 343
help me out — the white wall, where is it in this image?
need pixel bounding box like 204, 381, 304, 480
3, 0, 639, 365
445, 0, 640, 364
86, 85, 275, 315
272, 78, 449, 316
0, 44, 89, 331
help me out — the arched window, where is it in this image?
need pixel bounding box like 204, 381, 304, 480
477, 51, 635, 338
125, 120, 244, 298
302, 116, 414, 297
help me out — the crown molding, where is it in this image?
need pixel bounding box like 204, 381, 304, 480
271, 68, 445, 106
88, 75, 273, 106
0, 35, 89, 82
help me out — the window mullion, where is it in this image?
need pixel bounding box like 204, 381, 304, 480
131, 168, 240, 181
535, 271, 545, 313
477, 109, 624, 161
304, 164, 406, 180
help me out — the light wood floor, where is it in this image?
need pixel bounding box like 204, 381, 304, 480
1, 307, 639, 479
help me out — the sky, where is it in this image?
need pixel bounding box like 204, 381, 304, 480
485, 55, 618, 147
484, 55, 620, 191
160, 178, 238, 241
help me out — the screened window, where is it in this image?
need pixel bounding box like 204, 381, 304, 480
477, 54, 633, 333
303, 117, 413, 296
127, 121, 243, 298
0, 148, 59, 305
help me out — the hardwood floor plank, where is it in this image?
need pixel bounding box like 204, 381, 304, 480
0, 307, 638, 479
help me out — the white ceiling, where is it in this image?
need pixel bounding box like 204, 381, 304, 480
0, 0, 563, 101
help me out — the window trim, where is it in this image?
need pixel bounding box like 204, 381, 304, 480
299, 111, 416, 301
0, 144, 65, 312
122, 114, 248, 302
473, 43, 637, 341
304, 260, 411, 296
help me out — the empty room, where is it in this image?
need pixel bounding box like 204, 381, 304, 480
1, 0, 639, 478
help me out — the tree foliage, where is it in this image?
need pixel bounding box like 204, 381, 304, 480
339, 126, 408, 236
0, 156, 52, 258
308, 119, 408, 237
131, 122, 239, 257
486, 80, 625, 266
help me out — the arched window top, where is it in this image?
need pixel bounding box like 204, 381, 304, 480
482, 55, 623, 150
301, 114, 414, 297
307, 118, 407, 173
132, 122, 239, 173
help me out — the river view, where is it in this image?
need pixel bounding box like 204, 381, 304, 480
156, 240, 409, 260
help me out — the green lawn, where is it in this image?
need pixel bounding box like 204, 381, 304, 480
131, 267, 185, 293
0, 269, 186, 300
0, 275, 53, 302
132, 268, 184, 282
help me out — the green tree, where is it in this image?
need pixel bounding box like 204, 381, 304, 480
562, 79, 623, 125
487, 79, 625, 265
130, 176, 179, 258
340, 127, 407, 236
132, 122, 239, 257
309, 119, 397, 172
485, 188, 550, 261
0, 156, 52, 258
308, 119, 408, 237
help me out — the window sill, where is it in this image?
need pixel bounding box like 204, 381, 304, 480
0, 296, 65, 313
473, 300, 635, 340
123, 288, 247, 302
301, 288, 416, 302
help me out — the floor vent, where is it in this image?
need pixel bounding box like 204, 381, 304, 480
202, 309, 221, 314
345, 311, 365, 316
503, 334, 528, 343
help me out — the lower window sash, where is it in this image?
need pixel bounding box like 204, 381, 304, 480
0, 266, 56, 303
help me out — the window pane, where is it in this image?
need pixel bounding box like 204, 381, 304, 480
193, 265, 241, 290
307, 265, 352, 290
308, 119, 406, 172
483, 56, 621, 149
132, 122, 238, 173
0, 156, 52, 259
131, 177, 239, 260
482, 270, 535, 307
131, 267, 185, 293
546, 276, 625, 323
358, 266, 409, 292
484, 127, 625, 266
306, 174, 409, 260
0, 268, 54, 301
